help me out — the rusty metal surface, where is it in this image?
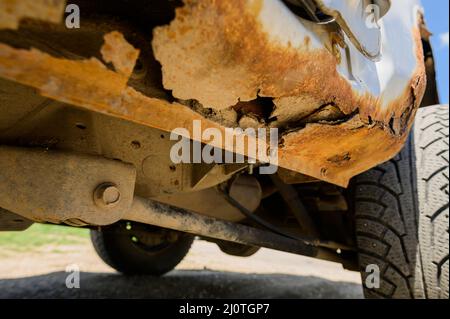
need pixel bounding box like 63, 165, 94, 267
100, 31, 140, 79
152, 0, 425, 123
0, 146, 136, 226
0, 0, 427, 187
150, 0, 426, 185
0, 0, 65, 30
0, 37, 268, 178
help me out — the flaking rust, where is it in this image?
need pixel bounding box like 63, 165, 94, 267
0, 0, 427, 187
278, 115, 410, 186
152, 0, 426, 124
152, 0, 427, 186
0, 0, 66, 30
152, 0, 357, 114
101, 31, 140, 79
0, 34, 263, 181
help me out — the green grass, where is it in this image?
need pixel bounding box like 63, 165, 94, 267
0, 223, 89, 252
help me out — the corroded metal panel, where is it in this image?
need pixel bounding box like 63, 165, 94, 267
0, 0, 427, 187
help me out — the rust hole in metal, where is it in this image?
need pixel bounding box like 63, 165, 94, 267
134, 58, 144, 72
232, 97, 275, 123
131, 56, 147, 80
75, 123, 87, 130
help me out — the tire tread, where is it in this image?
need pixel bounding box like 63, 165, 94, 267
353, 105, 449, 298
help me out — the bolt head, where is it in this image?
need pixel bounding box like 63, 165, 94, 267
94, 183, 121, 208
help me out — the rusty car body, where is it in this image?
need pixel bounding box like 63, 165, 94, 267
0, 0, 447, 299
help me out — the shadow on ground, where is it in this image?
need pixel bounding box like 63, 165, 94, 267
0, 270, 363, 299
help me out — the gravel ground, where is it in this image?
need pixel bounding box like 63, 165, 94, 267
0, 240, 363, 299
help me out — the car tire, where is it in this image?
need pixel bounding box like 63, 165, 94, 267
350, 104, 449, 298
90, 221, 194, 276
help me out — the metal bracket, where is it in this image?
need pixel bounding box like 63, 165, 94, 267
0, 146, 136, 226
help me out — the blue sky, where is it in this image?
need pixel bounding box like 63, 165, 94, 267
422, 0, 449, 103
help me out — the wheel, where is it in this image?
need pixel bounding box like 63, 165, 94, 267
350, 105, 449, 299
90, 221, 194, 275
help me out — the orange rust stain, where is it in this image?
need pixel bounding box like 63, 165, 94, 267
0, 43, 128, 100
278, 115, 409, 186
0, 0, 65, 30
150, 0, 427, 187
153, 0, 426, 132
0, 41, 262, 177
152, 0, 356, 113
0, 37, 409, 187
0, 39, 356, 185
0, 2, 428, 188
